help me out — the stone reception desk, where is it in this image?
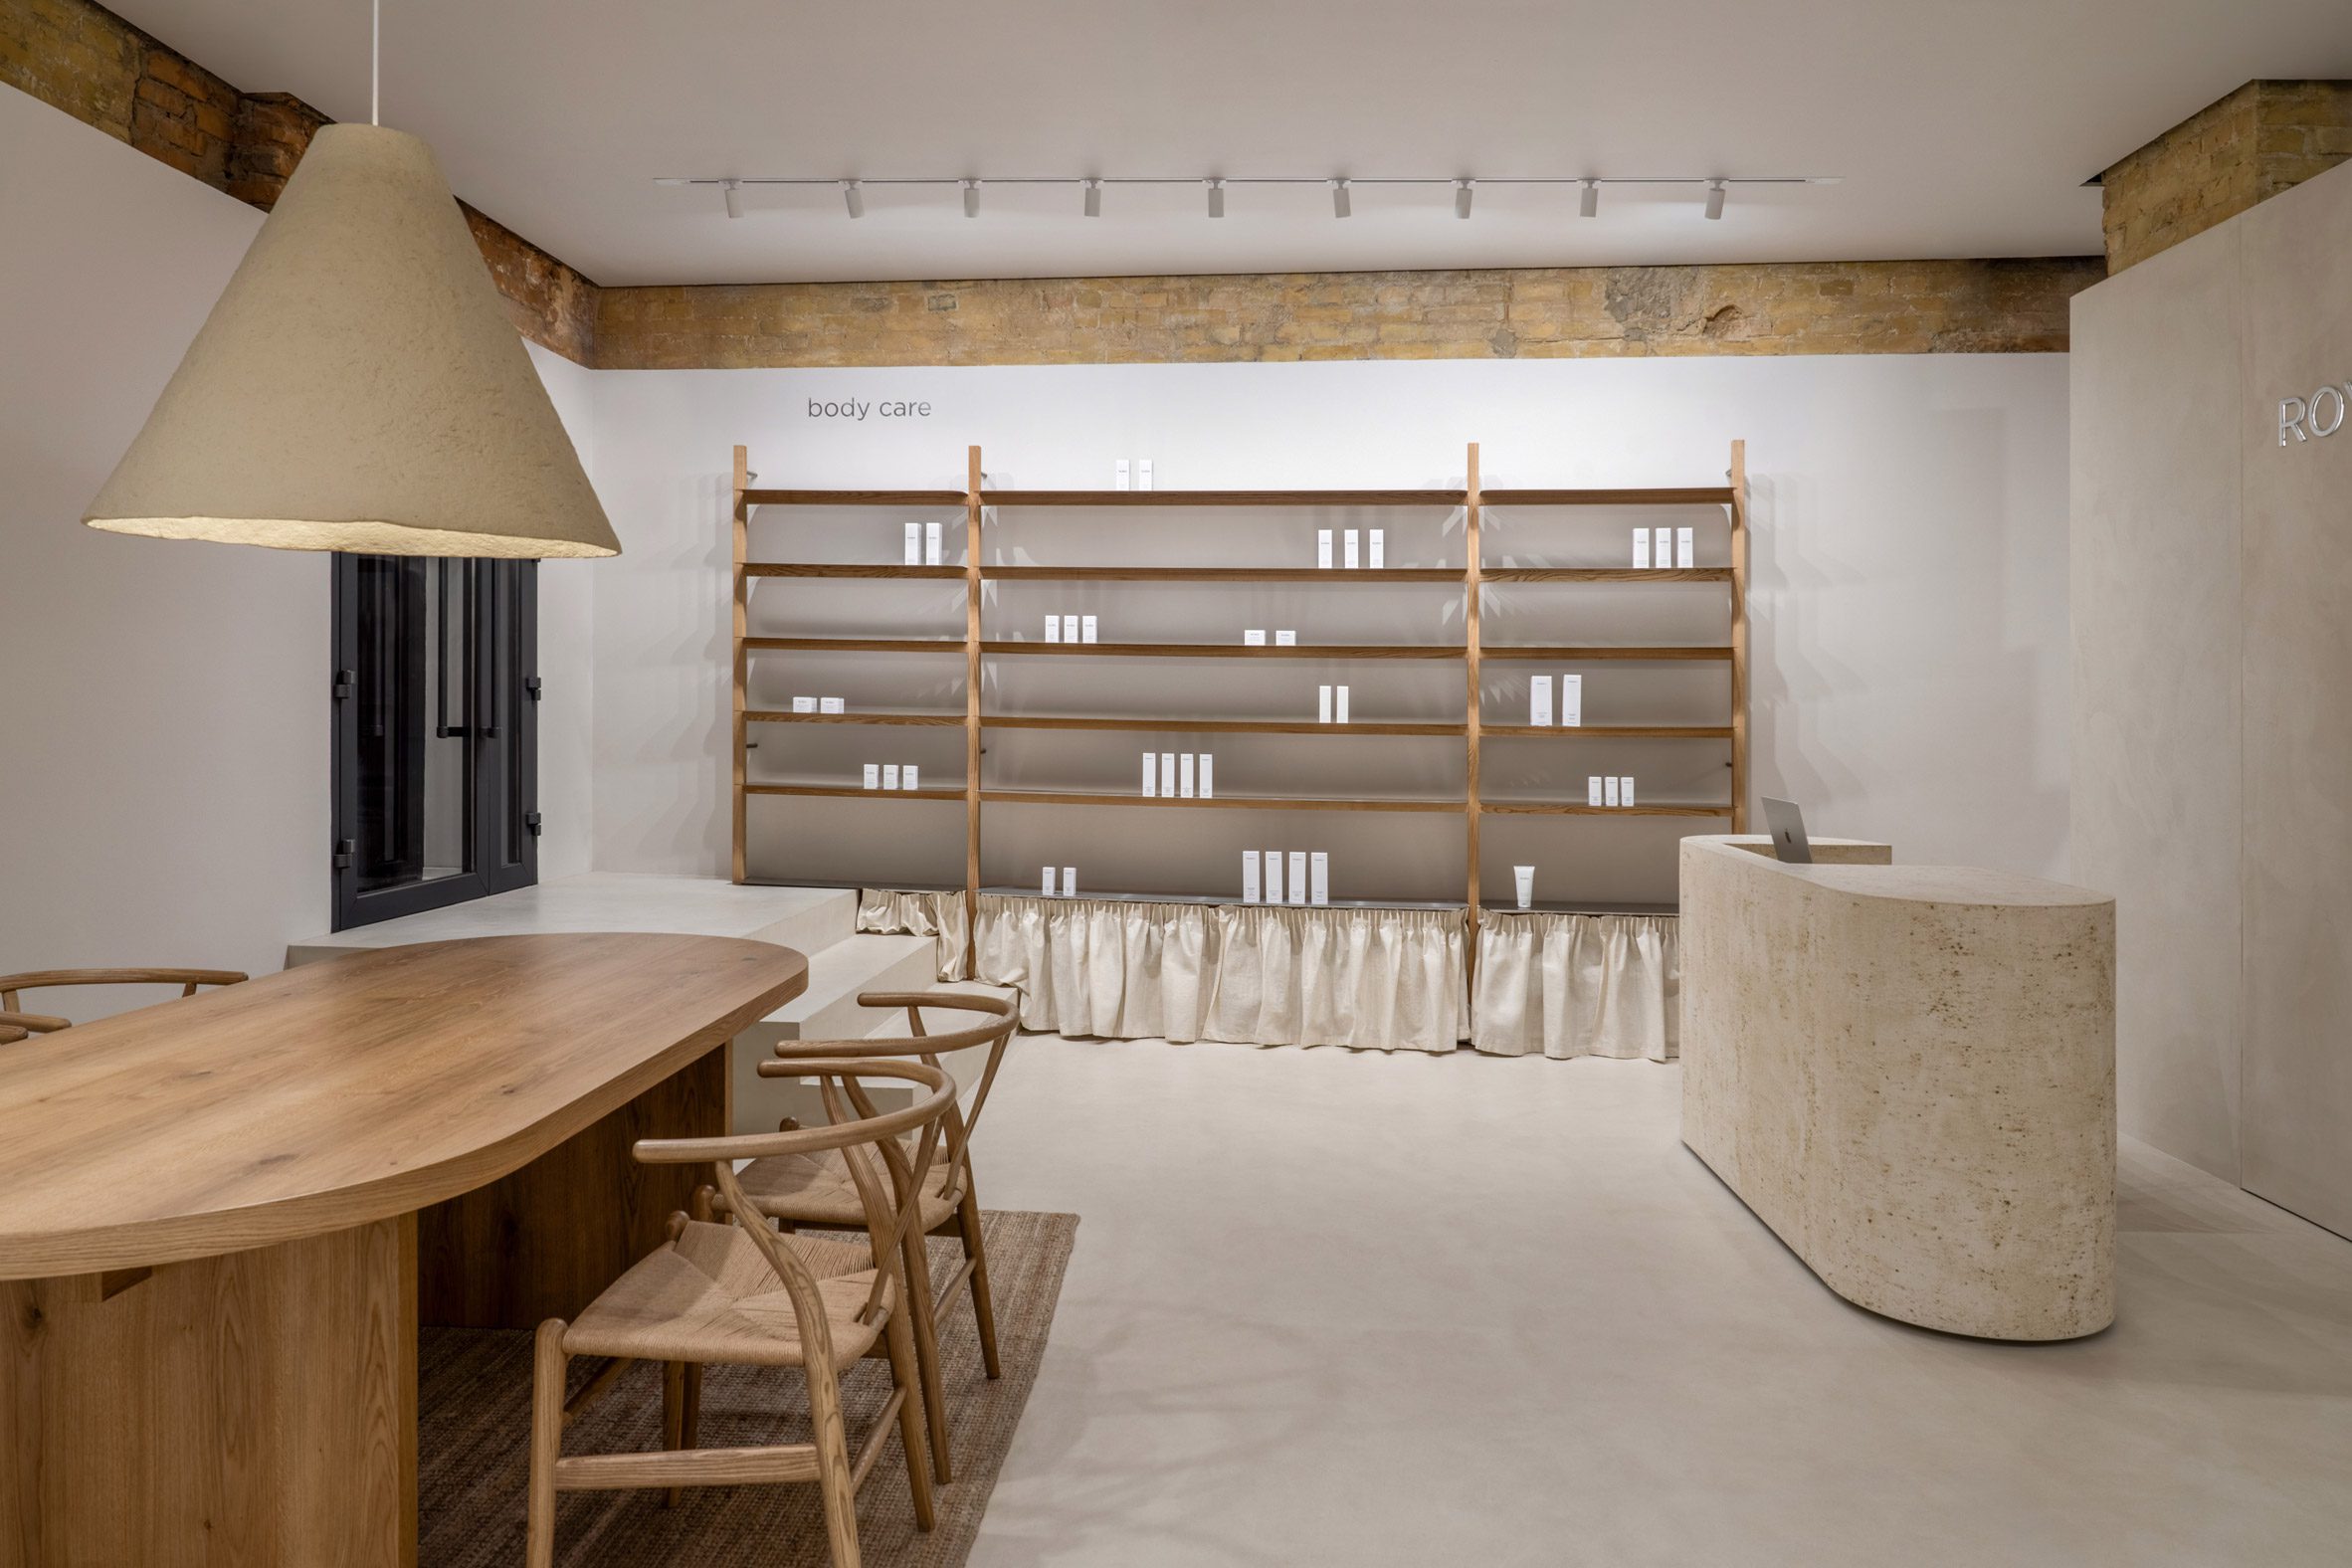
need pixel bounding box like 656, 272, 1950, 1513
1679, 836, 2116, 1341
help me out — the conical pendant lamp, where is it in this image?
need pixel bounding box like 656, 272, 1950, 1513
84, 122, 619, 558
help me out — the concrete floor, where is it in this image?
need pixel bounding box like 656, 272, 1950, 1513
967, 1037, 2352, 1568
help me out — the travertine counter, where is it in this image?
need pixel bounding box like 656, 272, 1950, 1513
1679, 836, 2116, 1340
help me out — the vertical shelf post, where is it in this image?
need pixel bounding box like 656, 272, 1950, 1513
963, 446, 985, 974
730, 445, 749, 884
1728, 439, 1749, 835
1464, 442, 1483, 976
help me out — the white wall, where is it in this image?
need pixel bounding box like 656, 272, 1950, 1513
0, 87, 597, 1006
587, 356, 2072, 888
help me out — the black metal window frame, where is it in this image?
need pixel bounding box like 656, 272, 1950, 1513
329, 556, 539, 930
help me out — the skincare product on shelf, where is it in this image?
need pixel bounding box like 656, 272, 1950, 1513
903, 765, 919, 791
1275, 630, 1297, 646
1633, 529, 1651, 569
1243, 850, 1261, 903
1369, 528, 1385, 568
821, 696, 845, 714
1560, 673, 1582, 727
1287, 851, 1308, 905
1245, 629, 1267, 646
1310, 852, 1330, 905
1137, 459, 1154, 491
903, 523, 921, 566
1081, 615, 1099, 643
792, 695, 817, 713
1619, 776, 1636, 807
1513, 866, 1534, 909
1063, 867, 1078, 897
1317, 528, 1334, 569
1115, 459, 1131, 491
924, 521, 944, 566
1589, 776, 1605, 807
864, 764, 881, 790
1045, 614, 1063, 643
1530, 675, 1553, 727
882, 764, 899, 791
1161, 753, 1176, 796
1199, 754, 1214, 797
1334, 686, 1350, 724
1319, 685, 1334, 723
1655, 526, 1675, 568
1264, 849, 1283, 904
1343, 528, 1360, 569
1179, 753, 1196, 798
1044, 867, 1057, 895
1142, 752, 1156, 796
1605, 776, 1621, 808
1677, 526, 1695, 568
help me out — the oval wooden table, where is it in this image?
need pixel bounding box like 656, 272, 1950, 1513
0, 932, 807, 1568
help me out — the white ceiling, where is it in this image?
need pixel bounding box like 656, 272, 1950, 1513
109, 0, 2352, 287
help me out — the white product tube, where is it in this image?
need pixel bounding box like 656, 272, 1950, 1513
1343, 528, 1360, 569
1199, 754, 1214, 797
1114, 459, 1130, 490
1045, 614, 1062, 643
1179, 753, 1196, 798
1081, 614, 1099, 643
903, 765, 918, 791
1243, 850, 1261, 902
1309, 852, 1329, 905
1245, 629, 1267, 646
1655, 526, 1675, 569
1560, 673, 1581, 727
1137, 458, 1154, 491
1513, 865, 1534, 909
882, 764, 899, 790
1063, 867, 1078, 897
1620, 776, 1636, 807
1368, 528, 1385, 568
1160, 753, 1176, 797
1044, 866, 1057, 895
924, 520, 943, 565
1275, 630, 1296, 646
821, 696, 845, 714
1334, 686, 1349, 724
903, 522, 921, 565
1319, 685, 1333, 723
1605, 776, 1621, 808
792, 695, 817, 713
1287, 852, 1309, 905
1317, 528, 1333, 569
1530, 675, 1552, 727
864, 764, 881, 790
1677, 526, 1694, 568
1263, 849, 1284, 904
1633, 529, 1651, 569
1589, 775, 1605, 807
1143, 752, 1156, 796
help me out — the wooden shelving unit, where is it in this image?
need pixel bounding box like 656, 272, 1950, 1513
729, 442, 1752, 968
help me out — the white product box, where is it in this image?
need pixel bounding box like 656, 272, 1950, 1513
903, 765, 919, 791
1319, 685, 1334, 723
792, 695, 817, 713
1114, 459, 1131, 491
1045, 614, 1063, 643
924, 521, 944, 566
1142, 752, 1156, 796
1677, 526, 1695, 568
1368, 528, 1385, 568
1263, 848, 1284, 904
1655, 526, 1675, 569
1513, 865, 1534, 909
1334, 686, 1350, 724
1179, 753, 1196, 798
1275, 630, 1297, 646
1633, 529, 1652, 569
1245, 629, 1267, 646
1310, 852, 1330, 905
1198, 754, 1214, 797
1044, 866, 1057, 895
864, 764, 882, 790
1605, 776, 1621, 808
1160, 753, 1176, 797
1242, 850, 1261, 903
1081, 615, 1098, 643
903, 522, 922, 566
1063, 866, 1078, 897
1530, 675, 1553, 727
1343, 528, 1360, 569
1619, 776, 1636, 807
1589, 775, 1605, 807
1317, 528, 1334, 569
1287, 851, 1309, 905
882, 764, 899, 791
1137, 458, 1154, 491
1560, 673, 1582, 727
821, 696, 845, 714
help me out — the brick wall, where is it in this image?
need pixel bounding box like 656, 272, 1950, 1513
2101, 81, 2352, 272
0, 0, 598, 362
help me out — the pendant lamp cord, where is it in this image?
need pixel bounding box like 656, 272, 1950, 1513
370, 0, 380, 125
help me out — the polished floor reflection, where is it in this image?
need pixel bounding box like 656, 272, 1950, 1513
971, 1038, 2352, 1567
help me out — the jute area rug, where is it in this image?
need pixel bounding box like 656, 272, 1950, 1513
418, 1210, 1079, 1567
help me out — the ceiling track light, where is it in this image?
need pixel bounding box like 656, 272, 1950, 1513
1704, 178, 1726, 220
1206, 177, 1226, 218
961, 178, 980, 218
1454, 178, 1473, 219
1580, 178, 1600, 218
841, 179, 865, 218
1330, 177, 1351, 219
721, 178, 743, 220
1082, 177, 1101, 217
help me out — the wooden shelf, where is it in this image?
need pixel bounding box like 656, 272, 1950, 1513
979, 566, 1462, 583
742, 637, 964, 655
979, 790, 1463, 814
1480, 645, 1733, 662
984, 714, 1465, 737
980, 640, 1461, 661
1479, 724, 1734, 739
744, 784, 966, 802
743, 490, 967, 506
1478, 801, 1734, 817
744, 563, 966, 579
746, 710, 965, 727
1480, 488, 1735, 506
1480, 567, 1732, 583
982, 490, 1462, 507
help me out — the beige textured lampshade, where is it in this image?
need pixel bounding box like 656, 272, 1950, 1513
85, 123, 618, 558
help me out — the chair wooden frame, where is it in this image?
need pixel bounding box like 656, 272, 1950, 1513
0, 968, 248, 1036
527, 1060, 957, 1568
712, 990, 1018, 1486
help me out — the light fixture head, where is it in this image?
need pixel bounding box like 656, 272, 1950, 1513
721, 178, 743, 219
1580, 178, 1600, 218
83, 123, 618, 558
1206, 177, 1226, 218
842, 179, 865, 218
1330, 177, 1351, 219
961, 178, 980, 218
1704, 178, 1726, 220
1082, 177, 1101, 217
1454, 178, 1473, 219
